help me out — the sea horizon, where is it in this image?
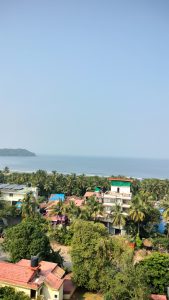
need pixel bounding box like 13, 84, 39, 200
0, 154, 169, 179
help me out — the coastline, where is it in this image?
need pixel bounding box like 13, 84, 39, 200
0, 155, 169, 179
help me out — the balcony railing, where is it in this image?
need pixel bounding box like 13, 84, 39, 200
104, 191, 132, 198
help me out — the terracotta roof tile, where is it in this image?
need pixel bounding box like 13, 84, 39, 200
150, 295, 167, 300
45, 272, 63, 290
2, 259, 65, 292
84, 192, 96, 198
108, 177, 133, 182
52, 266, 65, 279
0, 261, 37, 289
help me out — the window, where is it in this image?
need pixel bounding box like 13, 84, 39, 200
30, 290, 36, 298
117, 187, 120, 193
104, 198, 116, 204
9, 193, 13, 197
54, 295, 58, 299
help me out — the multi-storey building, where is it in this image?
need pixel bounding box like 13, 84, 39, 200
0, 183, 38, 205
101, 178, 132, 235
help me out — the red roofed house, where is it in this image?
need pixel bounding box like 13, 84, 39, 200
65, 196, 84, 207
150, 295, 167, 300
0, 257, 75, 299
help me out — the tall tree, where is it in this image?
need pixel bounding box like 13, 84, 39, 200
129, 195, 146, 235
71, 220, 132, 291
109, 204, 126, 231
86, 196, 104, 221
21, 192, 37, 218
3, 216, 63, 266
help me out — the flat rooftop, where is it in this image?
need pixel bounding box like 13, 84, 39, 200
0, 183, 26, 191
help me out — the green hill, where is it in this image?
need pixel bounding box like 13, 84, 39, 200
0, 149, 36, 156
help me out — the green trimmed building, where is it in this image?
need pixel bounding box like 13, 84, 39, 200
102, 178, 132, 235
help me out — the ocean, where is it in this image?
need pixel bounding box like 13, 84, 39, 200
0, 155, 169, 179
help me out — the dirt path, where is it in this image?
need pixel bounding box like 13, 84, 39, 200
71, 289, 103, 300
50, 242, 72, 271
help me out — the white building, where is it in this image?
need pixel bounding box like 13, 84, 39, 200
0, 183, 38, 205
101, 178, 132, 235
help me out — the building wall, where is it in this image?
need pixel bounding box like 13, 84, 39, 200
0, 187, 38, 204
42, 284, 63, 300
111, 186, 131, 194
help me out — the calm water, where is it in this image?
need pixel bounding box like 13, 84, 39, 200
0, 155, 169, 179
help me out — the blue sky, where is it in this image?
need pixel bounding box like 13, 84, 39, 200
0, 0, 169, 158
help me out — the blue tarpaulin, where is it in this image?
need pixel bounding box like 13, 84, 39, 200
49, 194, 65, 201
16, 201, 22, 209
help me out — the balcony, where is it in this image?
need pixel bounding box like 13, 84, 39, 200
104, 191, 132, 199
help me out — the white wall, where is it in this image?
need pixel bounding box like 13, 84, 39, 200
111, 186, 131, 194
42, 284, 63, 300
0, 187, 38, 204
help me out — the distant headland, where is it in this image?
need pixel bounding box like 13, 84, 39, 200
0, 149, 36, 157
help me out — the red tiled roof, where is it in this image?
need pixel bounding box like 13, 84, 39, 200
65, 197, 84, 207
1, 259, 65, 292
45, 272, 63, 290
17, 259, 57, 275
84, 192, 96, 198
0, 261, 37, 289
150, 295, 167, 300
108, 177, 133, 182
53, 266, 65, 279
17, 259, 65, 285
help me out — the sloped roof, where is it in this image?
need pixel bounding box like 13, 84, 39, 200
84, 192, 96, 198
53, 266, 65, 279
0, 261, 37, 289
16, 259, 66, 291
66, 196, 84, 207
108, 177, 133, 182
150, 295, 167, 300
45, 272, 63, 290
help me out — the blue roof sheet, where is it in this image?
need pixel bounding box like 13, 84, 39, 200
49, 194, 65, 201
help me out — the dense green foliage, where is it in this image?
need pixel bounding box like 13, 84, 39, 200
71, 220, 149, 298
139, 252, 169, 294
0, 170, 110, 197
140, 179, 169, 201
104, 266, 149, 300
49, 225, 73, 245
0, 286, 30, 300
3, 216, 63, 266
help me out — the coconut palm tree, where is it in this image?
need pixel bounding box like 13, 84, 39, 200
162, 206, 169, 237
129, 195, 146, 235
44, 181, 53, 198
64, 201, 81, 221
21, 192, 37, 218
86, 196, 104, 221
109, 204, 126, 232
52, 200, 65, 216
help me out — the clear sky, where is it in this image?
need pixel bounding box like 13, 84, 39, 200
0, 0, 169, 158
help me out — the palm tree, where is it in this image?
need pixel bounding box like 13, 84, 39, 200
52, 200, 65, 216
21, 192, 37, 218
162, 208, 169, 236
44, 181, 53, 198
64, 201, 81, 221
129, 195, 146, 235
86, 196, 104, 221
161, 196, 169, 237
109, 204, 126, 232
